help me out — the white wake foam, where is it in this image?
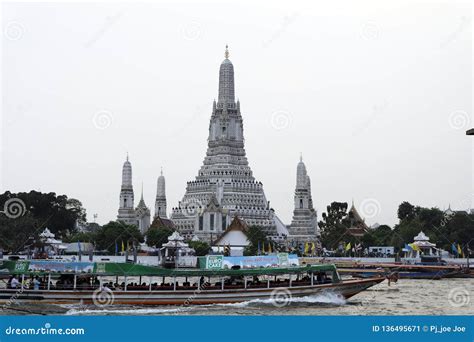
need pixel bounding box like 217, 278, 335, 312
65, 292, 347, 315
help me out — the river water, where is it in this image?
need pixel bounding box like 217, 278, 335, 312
56, 278, 473, 316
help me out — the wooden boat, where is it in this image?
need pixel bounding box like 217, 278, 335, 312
0, 260, 384, 306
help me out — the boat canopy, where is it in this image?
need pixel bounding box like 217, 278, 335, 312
0, 260, 337, 278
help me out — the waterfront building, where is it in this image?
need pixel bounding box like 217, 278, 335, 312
346, 200, 370, 237
213, 216, 250, 248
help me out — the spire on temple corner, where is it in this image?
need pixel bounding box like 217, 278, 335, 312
300, 153, 303, 162
155, 168, 168, 218
225, 44, 229, 59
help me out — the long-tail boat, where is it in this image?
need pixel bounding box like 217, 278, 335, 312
0, 260, 384, 306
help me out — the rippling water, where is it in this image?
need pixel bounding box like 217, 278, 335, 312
59, 279, 473, 316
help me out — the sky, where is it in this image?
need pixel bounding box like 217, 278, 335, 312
1, 0, 472, 227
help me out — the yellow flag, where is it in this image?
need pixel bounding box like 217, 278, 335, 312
268, 242, 272, 254
345, 242, 351, 251
121, 241, 125, 252
457, 244, 462, 256
311, 242, 316, 253
409, 243, 420, 252
304, 242, 310, 254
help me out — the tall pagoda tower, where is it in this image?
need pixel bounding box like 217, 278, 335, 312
117, 154, 137, 225
155, 169, 167, 218
171, 46, 287, 242
288, 156, 319, 240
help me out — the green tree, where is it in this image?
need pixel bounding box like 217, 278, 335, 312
397, 201, 416, 221
0, 191, 87, 252
95, 221, 143, 254
146, 227, 173, 248
244, 225, 268, 256
63, 231, 96, 243
188, 241, 211, 256
318, 202, 350, 250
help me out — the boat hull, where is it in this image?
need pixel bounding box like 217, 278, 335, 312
0, 278, 383, 306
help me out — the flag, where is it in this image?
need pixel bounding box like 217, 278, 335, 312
121, 241, 125, 253
304, 242, 310, 254
457, 244, 462, 257
311, 242, 316, 254
77, 241, 82, 254
268, 242, 272, 254
115, 241, 118, 255
345, 242, 351, 251
404, 243, 412, 251
451, 243, 458, 255
409, 243, 420, 252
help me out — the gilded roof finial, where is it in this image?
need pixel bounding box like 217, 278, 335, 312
225, 45, 229, 59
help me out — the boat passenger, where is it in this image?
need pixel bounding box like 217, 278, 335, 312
10, 276, 19, 289
33, 276, 41, 291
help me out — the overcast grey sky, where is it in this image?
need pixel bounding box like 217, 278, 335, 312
1, 0, 472, 227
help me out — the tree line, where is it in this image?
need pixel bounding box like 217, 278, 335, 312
1, 191, 472, 256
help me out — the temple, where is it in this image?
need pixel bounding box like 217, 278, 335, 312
287, 155, 320, 242
117, 155, 151, 234
170, 46, 288, 243
115, 47, 322, 247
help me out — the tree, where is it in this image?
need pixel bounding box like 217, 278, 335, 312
0, 191, 87, 252
95, 221, 143, 254
397, 201, 416, 221
318, 202, 350, 250
146, 227, 173, 248
63, 231, 96, 243
244, 225, 268, 256
188, 241, 210, 256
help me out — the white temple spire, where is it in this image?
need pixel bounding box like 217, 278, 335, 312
155, 168, 167, 218
117, 154, 136, 224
